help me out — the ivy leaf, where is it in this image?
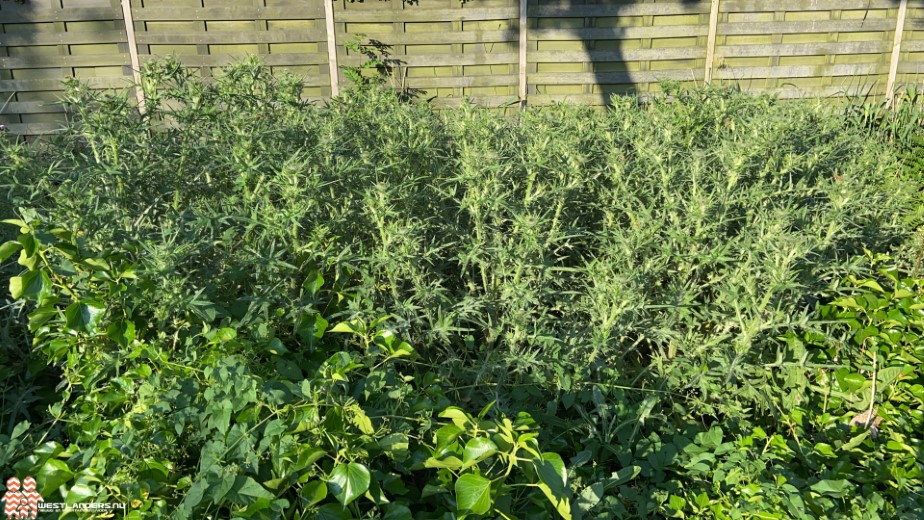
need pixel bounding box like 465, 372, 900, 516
317, 504, 352, 520
65, 477, 96, 505
328, 462, 370, 507
462, 438, 498, 468
64, 300, 105, 333
38, 458, 74, 496
299, 480, 327, 507
810, 479, 850, 497
10, 270, 52, 302
383, 504, 413, 520
232, 476, 275, 501
0, 240, 21, 263
536, 453, 571, 519
455, 473, 492, 515
606, 465, 641, 488
107, 319, 136, 347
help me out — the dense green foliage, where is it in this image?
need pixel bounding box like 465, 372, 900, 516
1, 58, 923, 518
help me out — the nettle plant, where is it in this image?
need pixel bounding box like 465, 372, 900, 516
0, 214, 572, 519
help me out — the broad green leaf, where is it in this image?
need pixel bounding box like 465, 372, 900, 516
349, 405, 375, 435
65, 478, 96, 505
455, 473, 492, 515
329, 320, 363, 334
668, 495, 686, 512
300, 480, 327, 507
213, 472, 237, 503
233, 476, 275, 501
834, 370, 866, 392
570, 450, 593, 468
810, 479, 850, 497
841, 430, 870, 452
877, 366, 904, 388
82, 257, 110, 271
65, 300, 105, 333
813, 443, 836, 458
377, 433, 410, 460
462, 438, 498, 467
296, 313, 328, 349
328, 462, 370, 507
698, 426, 723, 449
439, 406, 472, 429
107, 319, 136, 347
304, 270, 324, 297
0, 240, 21, 263
607, 466, 642, 488
535, 453, 571, 519
577, 482, 603, 511
383, 504, 413, 520
435, 424, 464, 452
38, 458, 74, 496
11, 421, 30, 440
17, 233, 37, 257
316, 503, 353, 520
423, 456, 463, 470
292, 446, 326, 474
214, 327, 237, 343
10, 270, 52, 302
694, 492, 710, 508
2, 218, 29, 230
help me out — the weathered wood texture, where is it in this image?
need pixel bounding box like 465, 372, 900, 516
335, 0, 519, 107
0, 0, 133, 135
2, 0, 923, 135
713, 0, 901, 99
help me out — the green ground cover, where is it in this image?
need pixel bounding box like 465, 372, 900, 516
1, 58, 923, 519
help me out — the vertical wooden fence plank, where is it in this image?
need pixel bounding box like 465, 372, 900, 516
519, 0, 526, 107
705, 0, 721, 83
886, 0, 908, 107
121, 0, 144, 109
324, 0, 339, 97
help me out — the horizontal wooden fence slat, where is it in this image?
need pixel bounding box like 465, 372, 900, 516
137, 53, 329, 67
395, 75, 517, 89
336, 7, 517, 22
0, 101, 67, 115
714, 63, 885, 80
716, 41, 891, 58
340, 52, 519, 68
1, 55, 133, 69
1, 77, 133, 92
133, 6, 325, 21
723, 0, 901, 11
531, 70, 698, 85
530, 26, 708, 41
718, 19, 896, 35
0, 123, 67, 135
1, 30, 128, 46
333, 30, 515, 45
428, 95, 519, 108
136, 30, 328, 45
897, 62, 924, 74
529, 2, 712, 17
531, 48, 706, 63
0, 7, 122, 23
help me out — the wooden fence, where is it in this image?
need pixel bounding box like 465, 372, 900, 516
2, 0, 923, 135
